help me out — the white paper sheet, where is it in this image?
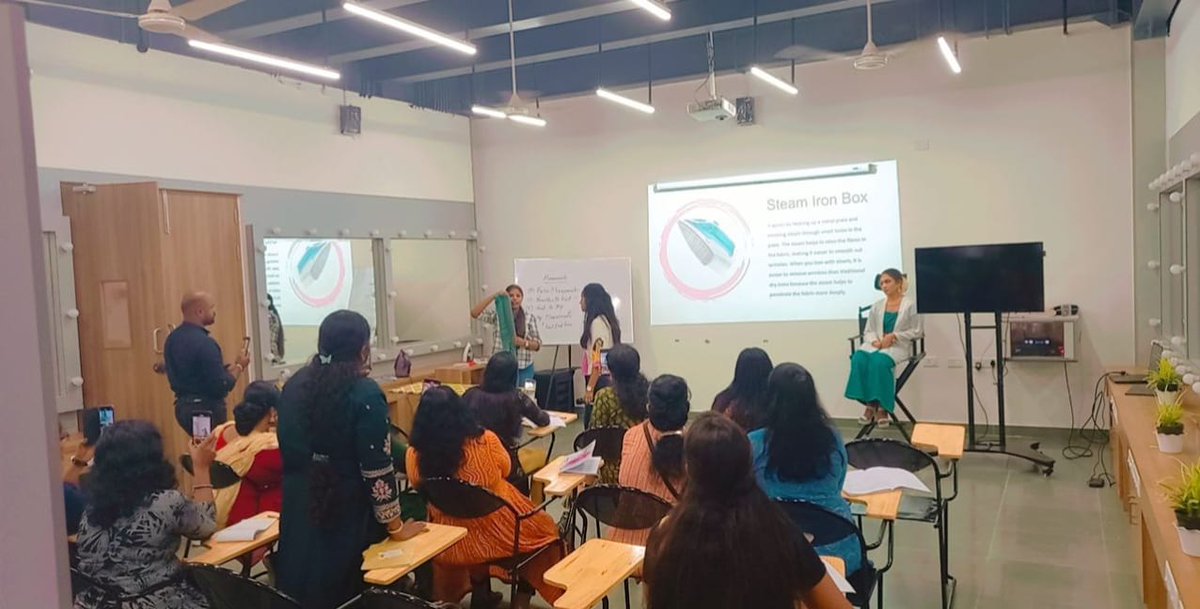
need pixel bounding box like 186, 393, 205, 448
843, 467, 931, 496
212, 517, 274, 543
522, 414, 567, 429
822, 557, 855, 595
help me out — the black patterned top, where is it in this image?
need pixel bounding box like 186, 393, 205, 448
74, 490, 216, 609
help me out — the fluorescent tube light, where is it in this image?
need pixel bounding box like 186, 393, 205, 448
187, 40, 340, 81
507, 114, 547, 127
628, 0, 670, 21
937, 36, 962, 74
343, 2, 476, 56
471, 105, 507, 119
748, 66, 798, 95
596, 87, 655, 114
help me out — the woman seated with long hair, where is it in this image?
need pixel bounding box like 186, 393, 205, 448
711, 347, 774, 432
462, 351, 550, 492
212, 381, 283, 528
407, 386, 564, 609
588, 344, 649, 484
73, 421, 219, 609
612, 374, 689, 546
844, 268, 922, 426
751, 363, 864, 575
643, 413, 850, 609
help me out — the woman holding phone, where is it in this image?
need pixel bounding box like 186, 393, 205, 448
580, 283, 621, 421
471, 284, 542, 387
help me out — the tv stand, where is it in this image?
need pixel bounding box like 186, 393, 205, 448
963, 312, 1056, 475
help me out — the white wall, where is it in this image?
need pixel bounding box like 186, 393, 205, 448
472, 23, 1134, 428
1167, 0, 1200, 138
25, 24, 473, 210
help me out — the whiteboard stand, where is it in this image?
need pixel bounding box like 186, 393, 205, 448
542, 344, 576, 414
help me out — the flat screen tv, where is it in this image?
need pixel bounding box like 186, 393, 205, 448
915, 242, 1045, 314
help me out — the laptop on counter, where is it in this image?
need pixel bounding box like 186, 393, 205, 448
1117, 342, 1164, 396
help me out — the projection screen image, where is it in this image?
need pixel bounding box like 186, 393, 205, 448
648, 161, 903, 325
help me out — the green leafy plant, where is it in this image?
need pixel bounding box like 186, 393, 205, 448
1157, 401, 1186, 435
1163, 460, 1200, 530
1147, 358, 1183, 392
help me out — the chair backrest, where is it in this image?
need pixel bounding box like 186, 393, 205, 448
844, 438, 937, 474
574, 485, 672, 531
856, 305, 872, 338
573, 427, 627, 464
773, 499, 864, 550
189, 564, 302, 609
419, 477, 509, 520
179, 455, 241, 490
358, 588, 443, 609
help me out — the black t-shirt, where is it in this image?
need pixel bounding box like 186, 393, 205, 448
163, 322, 235, 401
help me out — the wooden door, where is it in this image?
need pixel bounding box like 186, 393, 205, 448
61, 182, 177, 444
157, 188, 249, 414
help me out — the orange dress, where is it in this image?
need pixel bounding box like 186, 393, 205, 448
612, 421, 682, 546
406, 431, 563, 603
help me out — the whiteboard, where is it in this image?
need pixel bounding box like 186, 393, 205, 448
515, 258, 635, 346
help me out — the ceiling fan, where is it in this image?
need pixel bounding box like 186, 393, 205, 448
14, 0, 244, 43
775, 0, 903, 70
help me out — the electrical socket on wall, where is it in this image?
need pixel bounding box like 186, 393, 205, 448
922, 356, 940, 368
947, 359, 966, 369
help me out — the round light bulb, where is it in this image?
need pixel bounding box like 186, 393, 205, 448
430, 345, 439, 352
1170, 191, 1184, 203
66, 309, 79, 319
1171, 264, 1186, 275
70, 377, 84, 387
59, 242, 74, 252
1148, 260, 1161, 269
371, 229, 380, 237
1148, 202, 1160, 211
1172, 336, 1187, 346
391, 336, 400, 344
1184, 373, 1196, 385
1150, 318, 1162, 327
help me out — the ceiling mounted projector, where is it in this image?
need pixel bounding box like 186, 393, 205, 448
687, 97, 736, 122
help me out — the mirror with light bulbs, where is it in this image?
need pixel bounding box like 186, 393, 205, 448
1147, 152, 1199, 371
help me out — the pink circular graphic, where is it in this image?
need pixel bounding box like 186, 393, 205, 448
287, 241, 348, 308
659, 198, 751, 300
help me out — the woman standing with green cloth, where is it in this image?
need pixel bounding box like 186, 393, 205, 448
844, 269, 923, 426
275, 310, 425, 609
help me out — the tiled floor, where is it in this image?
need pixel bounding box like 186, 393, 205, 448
508, 418, 1141, 609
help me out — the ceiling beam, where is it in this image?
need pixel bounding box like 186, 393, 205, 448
326, 0, 682, 64
217, 0, 428, 41
385, 0, 900, 84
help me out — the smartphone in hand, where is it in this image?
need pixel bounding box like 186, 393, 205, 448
191, 412, 212, 440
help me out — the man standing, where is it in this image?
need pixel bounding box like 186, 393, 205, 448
164, 291, 248, 435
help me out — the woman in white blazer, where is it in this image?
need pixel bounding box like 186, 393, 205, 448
844, 269, 923, 426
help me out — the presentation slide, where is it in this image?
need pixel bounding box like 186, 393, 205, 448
648, 161, 902, 325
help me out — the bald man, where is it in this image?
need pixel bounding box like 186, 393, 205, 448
163, 291, 249, 435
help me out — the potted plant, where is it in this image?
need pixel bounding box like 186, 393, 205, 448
1147, 358, 1184, 404
1162, 460, 1200, 557
1156, 400, 1186, 454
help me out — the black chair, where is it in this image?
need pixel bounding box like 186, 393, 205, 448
568, 485, 673, 609
356, 588, 444, 609
572, 427, 626, 471
190, 563, 302, 609
418, 477, 559, 603
179, 454, 242, 489
69, 567, 174, 608
845, 438, 958, 609
847, 305, 925, 442
774, 499, 890, 609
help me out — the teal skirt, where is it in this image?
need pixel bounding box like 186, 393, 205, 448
845, 350, 896, 413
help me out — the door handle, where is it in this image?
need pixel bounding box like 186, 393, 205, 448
153, 326, 164, 354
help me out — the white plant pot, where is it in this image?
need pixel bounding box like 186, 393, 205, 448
1179, 526, 1200, 557
1156, 389, 1181, 404
1157, 432, 1185, 454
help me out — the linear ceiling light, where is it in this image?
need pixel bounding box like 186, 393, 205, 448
343, 2, 476, 55
187, 40, 340, 80
748, 66, 798, 96
471, 105, 508, 118
596, 87, 655, 114
628, 0, 670, 21
936, 35, 962, 74
507, 113, 547, 127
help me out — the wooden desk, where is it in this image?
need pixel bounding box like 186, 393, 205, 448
533, 455, 596, 497
434, 364, 485, 385
1108, 374, 1200, 609
843, 490, 901, 521
911, 423, 966, 460
544, 539, 645, 609
362, 523, 468, 586
527, 412, 579, 438
385, 382, 474, 435
187, 512, 280, 566
822, 556, 846, 577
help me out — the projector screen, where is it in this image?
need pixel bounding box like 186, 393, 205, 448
648, 161, 903, 325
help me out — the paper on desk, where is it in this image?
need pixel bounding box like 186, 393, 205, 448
522, 414, 567, 429
211, 517, 274, 543
822, 558, 855, 595
843, 467, 930, 495
361, 539, 412, 571
560, 440, 603, 475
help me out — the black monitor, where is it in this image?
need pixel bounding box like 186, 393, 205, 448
914, 242, 1045, 314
